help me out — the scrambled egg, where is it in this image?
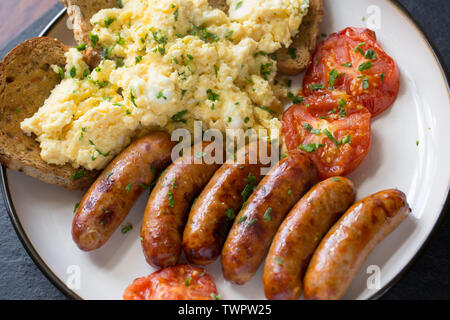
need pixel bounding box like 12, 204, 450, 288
21, 0, 309, 170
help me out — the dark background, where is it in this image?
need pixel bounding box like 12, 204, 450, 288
0, 0, 449, 299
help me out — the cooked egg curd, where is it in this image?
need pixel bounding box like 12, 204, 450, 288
21, 0, 309, 170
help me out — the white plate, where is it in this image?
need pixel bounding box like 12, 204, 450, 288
1, 0, 449, 300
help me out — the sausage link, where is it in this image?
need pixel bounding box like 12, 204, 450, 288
221, 151, 317, 285
263, 177, 356, 300
304, 189, 410, 300
72, 132, 175, 251
183, 141, 270, 265
141, 141, 222, 268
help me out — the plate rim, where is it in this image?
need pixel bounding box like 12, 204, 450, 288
1, 1, 449, 300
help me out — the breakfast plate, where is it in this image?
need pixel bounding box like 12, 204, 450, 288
1, 0, 449, 300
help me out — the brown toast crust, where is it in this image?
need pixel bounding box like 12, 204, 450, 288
277, 0, 324, 75
0, 37, 97, 190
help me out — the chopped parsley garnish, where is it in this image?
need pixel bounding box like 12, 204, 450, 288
189, 26, 219, 43
156, 91, 167, 100
341, 62, 352, 67
173, 8, 179, 22
214, 64, 219, 78
117, 34, 126, 45
237, 215, 247, 224
332, 177, 340, 182
362, 77, 370, 89
260, 62, 273, 80
117, 0, 124, 8
256, 105, 276, 115
207, 89, 220, 101
365, 49, 377, 60
354, 42, 366, 55
89, 32, 99, 48
104, 17, 116, 28
263, 208, 272, 222
304, 123, 313, 131
380, 73, 385, 82
121, 224, 133, 234
241, 173, 256, 202
210, 293, 222, 300
275, 257, 283, 265
130, 89, 137, 107
72, 169, 86, 180
76, 43, 87, 51
299, 143, 324, 153
70, 66, 77, 78
338, 98, 347, 117
328, 69, 339, 89
57, 67, 65, 79
235, 1, 243, 10
248, 218, 258, 226
73, 202, 80, 213
244, 117, 250, 123
310, 83, 325, 91
135, 55, 143, 64
226, 208, 236, 220
152, 30, 168, 45
288, 92, 304, 104
125, 182, 133, 193
358, 61, 373, 72
171, 110, 188, 123
167, 190, 174, 207
184, 277, 191, 286
105, 172, 113, 179
288, 47, 297, 59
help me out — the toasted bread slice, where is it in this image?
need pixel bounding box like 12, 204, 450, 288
61, 0, 117, 45
277, 0, 324, 75
0, 37, 97, 190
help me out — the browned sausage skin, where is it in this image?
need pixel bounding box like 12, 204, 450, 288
182, 141, 271, 265
221, 151, 317, 285
141, 141, 223, 268
72, 132, 175, 251
263, 177, 356, 300
304, 189, 411, 300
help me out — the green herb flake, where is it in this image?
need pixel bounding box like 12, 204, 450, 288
104, 17, 116, 28
235, 1, 243, 10
89, 32, 99, 48
237, 215, 247, 224
168, 190, 175, 207
171, 110, 188, 123
226, 208, 236, 220
70, 66, 77, 78
76, 43, 87, 51
121, 224, 133, 234
275, 257, 283, 265
263, 208, 272, 222
299, 143, 324, 153
310, 83, 325, 91
71, 169, 86, 180
73, 202, 80, 213
358, 61, 373, 72
288, 47, 297, 59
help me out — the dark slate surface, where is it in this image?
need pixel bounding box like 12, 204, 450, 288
0, 0, 448, 300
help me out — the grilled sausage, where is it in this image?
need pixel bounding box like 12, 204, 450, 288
141, 141, 223, 268
182, 141, 271, 265
72, 132, 175, 251
221, 151, 317, 285
263, 177, 356, 300
304, 189, 410, 300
